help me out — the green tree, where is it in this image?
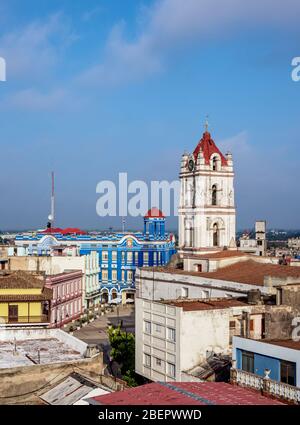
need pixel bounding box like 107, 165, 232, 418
107, 325, 136, 379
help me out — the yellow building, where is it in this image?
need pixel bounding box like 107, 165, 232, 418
0, 271, 52, 325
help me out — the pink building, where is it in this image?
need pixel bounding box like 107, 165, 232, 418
45, 270, 83, 328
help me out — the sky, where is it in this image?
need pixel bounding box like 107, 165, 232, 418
0, 0, 300, 231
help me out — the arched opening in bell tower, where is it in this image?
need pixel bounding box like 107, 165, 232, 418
213, 223, 219, 247
212, 185, 217, 206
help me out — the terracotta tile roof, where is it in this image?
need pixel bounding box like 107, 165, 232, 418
198, 260, 300, 286
151, 259, 300, 287
163, 298, 248, 311
0, 271, 44, 289
90, 382, 283, 405
188, 250, 248, 259
0, 289, 52, 302
259, 339, 300, 351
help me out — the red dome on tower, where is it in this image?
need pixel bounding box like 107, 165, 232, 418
193, 131, 227, 166
144, 207, 165, 218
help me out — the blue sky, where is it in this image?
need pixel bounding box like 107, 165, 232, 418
0, 0, 300, 231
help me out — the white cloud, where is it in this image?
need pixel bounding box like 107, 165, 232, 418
3, 87, 67, 110
0, 12, 76, 80
77, 0, 300, 88
82, 6, 103, 22
219, 131, 251, 158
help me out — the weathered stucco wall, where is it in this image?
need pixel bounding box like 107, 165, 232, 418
0, 352, 103, 404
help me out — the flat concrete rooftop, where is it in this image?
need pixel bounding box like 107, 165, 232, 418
0, 338, 83, 368
0, 328, 88, 369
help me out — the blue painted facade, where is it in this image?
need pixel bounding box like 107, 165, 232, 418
15, 213, 176, 303
233, 337, 299, 386
236, 349, 280, 381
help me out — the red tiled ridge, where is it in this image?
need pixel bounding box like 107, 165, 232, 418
193, 131, 227, 165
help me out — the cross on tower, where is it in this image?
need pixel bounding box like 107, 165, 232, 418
204, 115, 209, 132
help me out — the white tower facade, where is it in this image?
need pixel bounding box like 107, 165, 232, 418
178, 129, 236, 255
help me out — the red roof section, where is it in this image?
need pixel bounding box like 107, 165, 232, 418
40, 228, 63, 234
144, 207, 165, 218
193, 131, 227, 165
61, 228, 86, 235
90, 382, 283, 405
40, 227, 86, 235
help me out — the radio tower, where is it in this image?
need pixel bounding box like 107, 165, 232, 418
47, 172, 55, 230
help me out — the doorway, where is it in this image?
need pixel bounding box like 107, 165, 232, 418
8, 305, 18, 323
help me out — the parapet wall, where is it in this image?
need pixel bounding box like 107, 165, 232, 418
0, 353, 103, 404
0, 328, 88, 355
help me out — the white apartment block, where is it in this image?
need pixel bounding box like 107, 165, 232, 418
135, 297, 271, 382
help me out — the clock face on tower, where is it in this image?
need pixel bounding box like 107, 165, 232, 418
188, 159, 194, 172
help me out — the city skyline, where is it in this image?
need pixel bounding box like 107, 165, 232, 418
0, 0, 300, 230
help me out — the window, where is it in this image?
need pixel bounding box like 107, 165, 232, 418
241, 351, 254, 373
155, 323, 162, 333
213, 223, 219, 247
127, 252, 133, 263
144, 354, 151, 368
102, 269, 108, 281
203, 290, 210, 298
167, 327, 176, 342
121, 270, 125, 281
144, 320, 151, 334
112, 251, 117, 261
280, 361, 296, 386
102, 251, 108, 261
229, 320, 236, 330
122, 251, 125, 262
212, 156, 219, 171
155, 358, 162, 367
144, 252, 149, 264
250, 319, 254, 331
128, 271, 133, 281
212, 184, 217, 206
112, 270, 117, 281
181, 287, 189, 298
167, 362, 176, 378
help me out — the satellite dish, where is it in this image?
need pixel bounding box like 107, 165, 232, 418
48, 214, 53, 221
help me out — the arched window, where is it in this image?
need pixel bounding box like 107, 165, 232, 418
213, 223, 219, 247
212, 185, 217, 206
212, 156, 218, 171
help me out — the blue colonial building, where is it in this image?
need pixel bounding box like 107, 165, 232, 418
15, 208, 176, 304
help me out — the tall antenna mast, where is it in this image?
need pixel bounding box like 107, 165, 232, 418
47, 172, 55, 229
51, 171, 55, 226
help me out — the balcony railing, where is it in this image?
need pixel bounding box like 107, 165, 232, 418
231, 368, 300, 404
4, 315, 50, 324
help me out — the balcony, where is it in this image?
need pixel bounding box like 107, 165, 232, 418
231, 368, 300, 404
3, 315, 50, 325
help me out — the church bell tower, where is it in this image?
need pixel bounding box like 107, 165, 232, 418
178, 122, 236, 256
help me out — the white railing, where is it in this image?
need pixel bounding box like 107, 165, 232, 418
234, 368, 263, 391
266, 379, 300, 404
231, 368, 300, 404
